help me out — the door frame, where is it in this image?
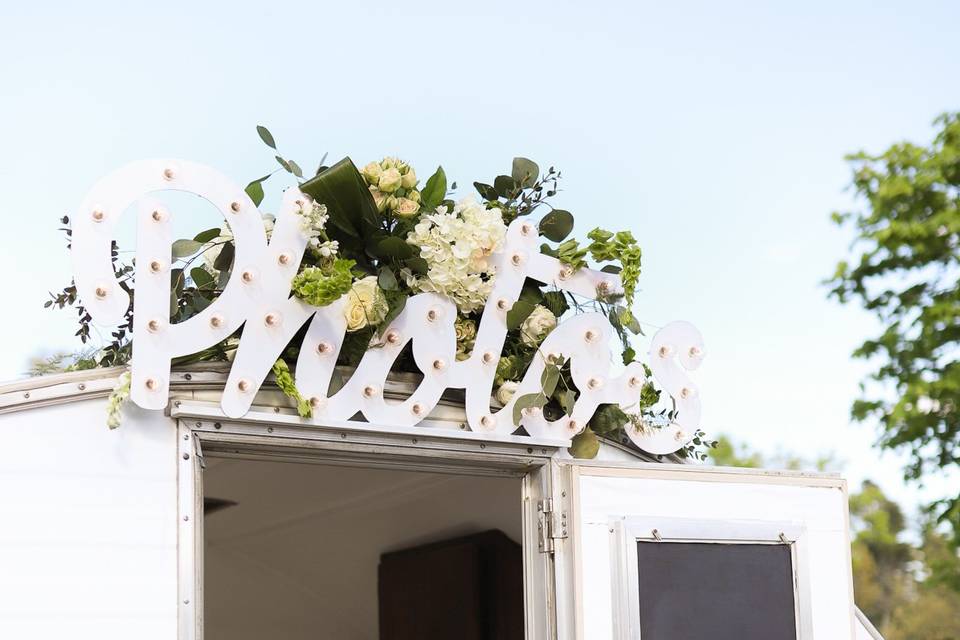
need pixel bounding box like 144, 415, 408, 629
173, 399, 567, 640
555, 461, 855, 640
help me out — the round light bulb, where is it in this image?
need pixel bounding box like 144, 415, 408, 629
264, 312, 281, 327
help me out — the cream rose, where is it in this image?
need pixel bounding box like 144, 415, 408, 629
378, 168, 403, 193
394, 197, 420, 217
495, 381, 519, 405
520, 305, 558, 346
401, 167, 417, 189
362, 162, 382, 185
344, 276, 389, 332
369, 187, 388, 213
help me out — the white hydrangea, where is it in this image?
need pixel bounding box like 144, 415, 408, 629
404, 197, 506, 313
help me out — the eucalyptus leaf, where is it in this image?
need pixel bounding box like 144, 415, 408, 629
190, 267, 214, 289
569, 427, 600, 459
541, 364, 560, 397
256, 125, 276, 149
511, 157, 539, 188
288, 160, 304, 179
494, 175, 517, 197
421, 166, 447, 210
378, 266, 398, 291
473, 182, 499, 201
601, 264, 622, 274
213, 242, 235, 271
193, 227, 221, 243
558, 389, 577, 414
512, 392, 545, 426
405, 256, 429, 275
539, 209, 574, 242
172, 239, 202, 259
276, 156, 292, 173
373, 236, 415, 259
244, 180, 264, 206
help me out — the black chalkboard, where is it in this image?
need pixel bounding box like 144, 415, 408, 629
636, 542, 797, 640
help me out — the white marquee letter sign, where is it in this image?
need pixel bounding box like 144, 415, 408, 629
72, 159, 705, 454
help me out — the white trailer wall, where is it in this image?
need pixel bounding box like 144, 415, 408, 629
0, 399, 178, 640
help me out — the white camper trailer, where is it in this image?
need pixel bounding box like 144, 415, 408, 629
0, 157, 884, 639
0, 366, 880, 640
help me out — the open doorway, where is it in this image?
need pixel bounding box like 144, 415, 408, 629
202, 457, 524, 640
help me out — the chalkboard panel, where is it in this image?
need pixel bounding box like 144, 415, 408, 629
636, 542, 797, 640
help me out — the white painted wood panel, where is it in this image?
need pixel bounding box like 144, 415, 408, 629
0, 399, 178, 640
576, 470, 855, 639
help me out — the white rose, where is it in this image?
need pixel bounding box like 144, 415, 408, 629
378, 168, 403, 193
496, 381, 519, 405
394, 197, 420, 217
362, 162, 382, 185
369, 187, 388, 213
401, 167, 417, 189
344, 276, 389, 332
520, 305, 557, 346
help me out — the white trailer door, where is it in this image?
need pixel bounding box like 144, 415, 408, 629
560, 462, 856, 640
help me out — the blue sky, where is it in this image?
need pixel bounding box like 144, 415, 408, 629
1, 0, 958, 514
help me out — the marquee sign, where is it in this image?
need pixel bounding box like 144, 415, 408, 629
71, 160, 704, 454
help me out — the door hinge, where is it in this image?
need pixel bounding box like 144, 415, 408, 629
537, 498, 568, 554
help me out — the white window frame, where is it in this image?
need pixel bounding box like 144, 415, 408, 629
173, 399, 566, 640
609, 516, 811, 640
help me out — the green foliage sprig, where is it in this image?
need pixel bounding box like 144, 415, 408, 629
827, 112, 960, 539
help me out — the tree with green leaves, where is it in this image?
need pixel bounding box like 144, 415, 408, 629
827, 113, 960, 539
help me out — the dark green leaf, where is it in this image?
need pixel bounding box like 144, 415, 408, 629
542, 291, 569, 317
421, 166, 447, 211
494, 175, 517, 197
288, 160, 304, 179
506, 300, 536, 330
245, 180, 264, 206
190, 267, 214, 289
405, 256, 429, 275
474, 182, 499, 200
214, 242, 235, 271
589, 404, 629, 435
276, 156, 292, 173
193, 227, 221, 243
558, 389, 577, 414
539, 209, 574, 242
519, 282, 544, 305
172, 239, 202, 259
601, 264, 622, 274
370, 236, 415, 260
300, 158, 380, 251
256, 125, 276, 149
511, 157, 539, 188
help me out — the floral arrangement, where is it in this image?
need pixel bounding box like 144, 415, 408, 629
47, 126, 716, 460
